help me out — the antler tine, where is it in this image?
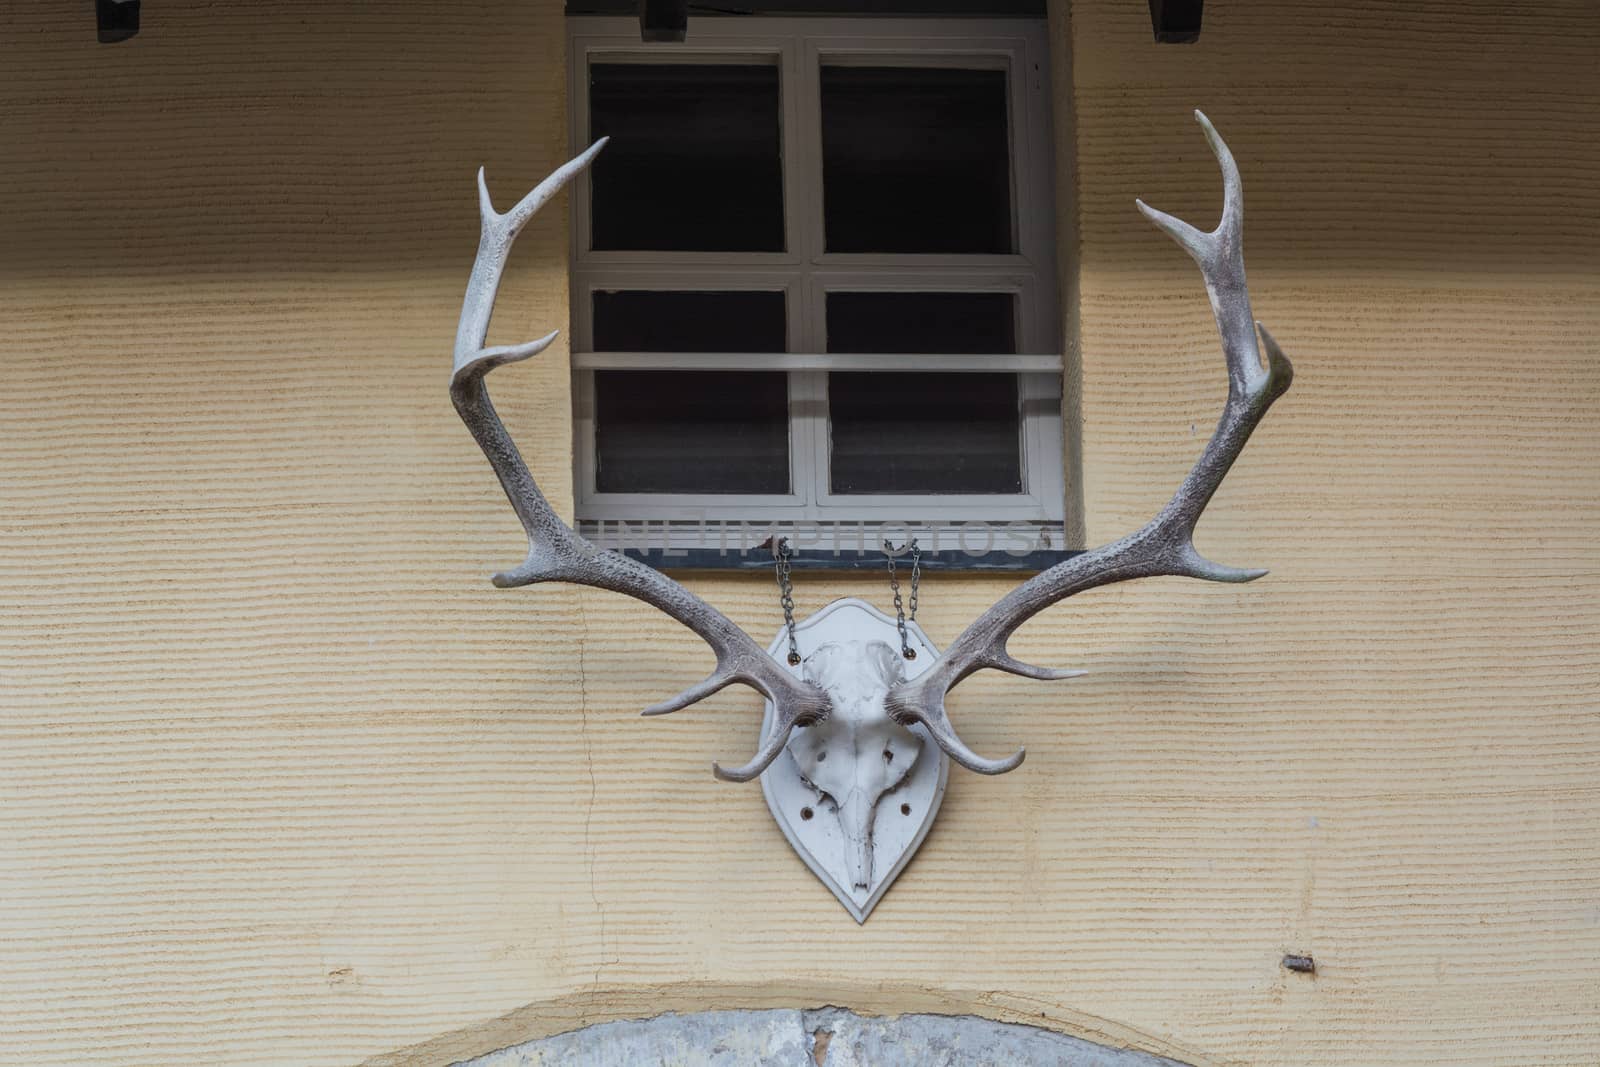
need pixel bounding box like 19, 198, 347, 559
711, 701, 818, 782
452, 142, 832, 780
885, 111, 1293, 774
1137, 110, 1294, 548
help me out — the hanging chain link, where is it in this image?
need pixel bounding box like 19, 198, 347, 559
885, 537, 922, 660
773, 537, 801, 666
908, 539, 920, 623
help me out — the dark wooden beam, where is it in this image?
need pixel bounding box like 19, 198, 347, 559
570, 1, 1046, 17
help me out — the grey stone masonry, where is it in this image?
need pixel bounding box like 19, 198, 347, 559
459, 1007, 1193, 1067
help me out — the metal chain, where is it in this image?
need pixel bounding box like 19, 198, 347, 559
908, 539, 920, 623
885, 538, 922, 660
773, 537, 801, 666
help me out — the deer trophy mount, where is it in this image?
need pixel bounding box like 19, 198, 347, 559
452, 111, 1293, 921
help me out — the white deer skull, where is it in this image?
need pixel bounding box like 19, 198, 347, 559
787, 640, 922, 893
756, 598, 949, 922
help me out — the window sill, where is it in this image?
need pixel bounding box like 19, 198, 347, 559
578, 520, 1079, 573
619, 545, 1082, 574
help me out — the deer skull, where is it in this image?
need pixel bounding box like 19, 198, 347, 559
787, 641, 922, 893
757, 598, 949, 922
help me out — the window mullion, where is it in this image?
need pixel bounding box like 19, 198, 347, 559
790, 35, 828, 517
784, 269, 816, 512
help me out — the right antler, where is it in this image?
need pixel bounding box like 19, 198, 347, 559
885, 111, 1294, 774
451, 140, 830, 782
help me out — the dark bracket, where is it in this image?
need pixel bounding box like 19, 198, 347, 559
639, 0, 688, 41
96, 0, 141, 43
1148, 0, 1202, 43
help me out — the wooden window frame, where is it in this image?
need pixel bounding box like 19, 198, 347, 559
566, 16, 1070, 552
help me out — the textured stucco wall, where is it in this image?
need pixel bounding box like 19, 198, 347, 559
2, 1, 1598, 1065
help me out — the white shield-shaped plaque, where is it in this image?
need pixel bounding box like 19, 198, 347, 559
760, 597, 949, 922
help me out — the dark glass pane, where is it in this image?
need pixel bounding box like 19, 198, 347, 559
589, 63, 784, 251
593, 290, 786, 353
821, 66, 1012, 253
826, 291, 1015, 355
829, 372, 1021, 494
595, 371, 788, 494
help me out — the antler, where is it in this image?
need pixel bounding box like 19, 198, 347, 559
885, 111, 1294, 775
452, 140, 830, 782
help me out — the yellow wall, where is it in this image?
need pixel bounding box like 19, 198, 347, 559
3, 1, 1597, 1064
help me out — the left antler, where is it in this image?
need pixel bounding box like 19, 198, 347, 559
886, 111, 1294, 774
453, 140, 831, 782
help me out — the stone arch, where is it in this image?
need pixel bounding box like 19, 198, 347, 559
458, 1008, 1193, 1066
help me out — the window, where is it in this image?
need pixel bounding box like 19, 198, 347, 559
567, 18, 1066, 559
